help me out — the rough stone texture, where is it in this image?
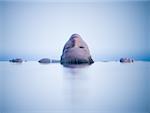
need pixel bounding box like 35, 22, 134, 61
120, 58, 134, 63
38, 58, 51, 64
60, 34, 94, 64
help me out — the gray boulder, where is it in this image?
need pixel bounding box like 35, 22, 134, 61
39, 58, 51, 64
60, 34, 94, 64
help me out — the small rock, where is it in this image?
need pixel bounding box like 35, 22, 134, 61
38, 58, 51, 64
120, 58, 134, 63
9, 58, 23, 63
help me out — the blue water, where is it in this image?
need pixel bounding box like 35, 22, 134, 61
0, 61, 150, 113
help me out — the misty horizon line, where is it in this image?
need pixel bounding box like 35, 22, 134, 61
0, 55, 150, 61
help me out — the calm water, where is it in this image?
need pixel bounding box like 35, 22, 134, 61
0, 61, 150, 113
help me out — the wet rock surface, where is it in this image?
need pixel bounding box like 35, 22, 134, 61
60, 34, 94, 64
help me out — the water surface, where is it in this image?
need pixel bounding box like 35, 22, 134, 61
0, 61, 150, 113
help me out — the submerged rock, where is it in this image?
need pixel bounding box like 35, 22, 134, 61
51, 59, 60, 63
60, 34, 94, 64
120, 58, 134, 63
38, 58, 51, 64
9, 58, 23, 63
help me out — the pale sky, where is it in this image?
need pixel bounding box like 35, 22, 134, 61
0, 1, 150, 61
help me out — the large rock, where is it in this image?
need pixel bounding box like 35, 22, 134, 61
60, 34, 94, 64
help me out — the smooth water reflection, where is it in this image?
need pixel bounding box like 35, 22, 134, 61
0, 61, 150, 113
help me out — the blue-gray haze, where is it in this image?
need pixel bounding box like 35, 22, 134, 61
0, 1, 150, 61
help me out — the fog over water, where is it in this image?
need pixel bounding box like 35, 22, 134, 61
0, 1, 150, 61
0, 2, 150, 112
